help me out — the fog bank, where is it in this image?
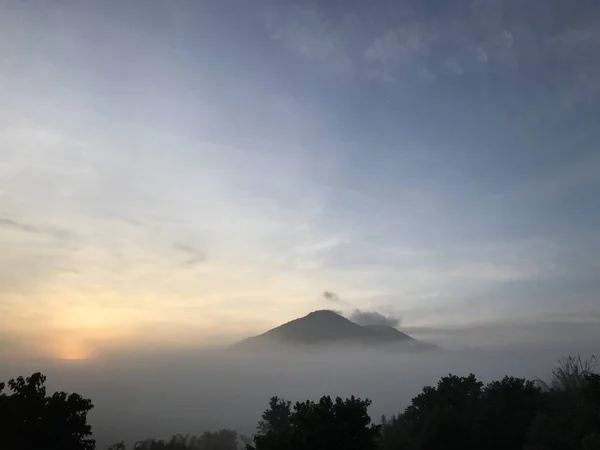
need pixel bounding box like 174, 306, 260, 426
1, 341, 597, 447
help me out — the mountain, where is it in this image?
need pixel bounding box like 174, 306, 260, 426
231, 310, 437, 351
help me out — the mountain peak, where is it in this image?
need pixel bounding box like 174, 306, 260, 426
306, 309, 342, 317
303, 309, 347, 322
231, 310, 437, 351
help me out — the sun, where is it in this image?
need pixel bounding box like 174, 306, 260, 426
56, 341, 93, 361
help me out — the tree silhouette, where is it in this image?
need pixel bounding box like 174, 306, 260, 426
380, 374, 546, 450
536, 356, 598, 392
477, 376, 543, 450
197, 430, 238, 450
251, 395, 379, 450
398, 373, 483, 450
132, 430, 238, 450
380, 356, 599, 450
107, 443, 127, 450
528, 357, 600, 450
0, 372, 95, 450
252, 396, 292, 450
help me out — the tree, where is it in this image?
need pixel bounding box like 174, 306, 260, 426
537, 355, 598, 392
378, 355, 598, 450
477, 376, 544, 450
107, 443, 127, 450
528, 357, 600, 450
132, 430, 238, 450
380, 374, 483, 450
251, 397, 292, 450
196, 429, 238, 450
0, 372, 95, 450
251, 395, 379, 450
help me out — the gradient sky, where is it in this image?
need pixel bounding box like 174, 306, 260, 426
1, 0, 599, 359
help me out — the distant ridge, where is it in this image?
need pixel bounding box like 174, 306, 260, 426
231, 310, 437, 351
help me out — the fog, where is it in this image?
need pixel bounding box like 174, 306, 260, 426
1, 340, 598, 448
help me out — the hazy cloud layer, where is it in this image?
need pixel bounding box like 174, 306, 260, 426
349, 309, 401, 328
2, 343, 598, 448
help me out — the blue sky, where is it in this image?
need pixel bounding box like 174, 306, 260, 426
1, 0, 599, 358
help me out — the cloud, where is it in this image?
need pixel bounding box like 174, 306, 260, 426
349, 309, 401, 328
549, 24, 600, 50
364, 24, 436, 66
262, 0, 600, 111
174, 244, 206, 267
0, 217, 36, 232
322, 291, 352, 308
322, 291, 340, 302
265, 3, 354, 75
403, 314, 600, 349
263, 0, 600, 112
364, 18, 512, 83
0, 216, 75, 241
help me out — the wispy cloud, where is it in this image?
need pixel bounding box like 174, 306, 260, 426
0, 216, 75, 241
174, 244, 206, 267
322, 291, 340, 303
349, 309, 401, 328
363, 17, 519, 82
364, 23, 440, 76
265, 3, 355, 76
265, 0, 600, 110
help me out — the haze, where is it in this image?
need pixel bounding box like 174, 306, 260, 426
0, 343, 597, 447
1, 0, 599, 446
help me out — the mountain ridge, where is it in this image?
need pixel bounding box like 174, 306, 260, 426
231, 310, 437, 351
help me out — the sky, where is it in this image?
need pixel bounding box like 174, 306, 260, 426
1, 0, 600, 360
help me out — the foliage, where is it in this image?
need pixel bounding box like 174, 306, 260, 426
107, 443, 127, 450
251, 395, 380, 450
0, 372, 95, 450
132, 430, 238, 450
379, 357, 598, 450
536, 355, 598, 392
379, 374, 485, 450
478, 376, 544, 450
527, 367, 600, 450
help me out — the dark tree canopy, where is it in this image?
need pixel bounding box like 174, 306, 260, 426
0, 372, 95, 450
380, 356, 600, 450
528, 371, 600, 450
477, 376, 544, 450
380, 374, 548, 450
380, 374, 484, 450
132, 430, 238, 450
251, 395, 379, 450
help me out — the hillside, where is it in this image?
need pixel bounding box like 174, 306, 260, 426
231, 310, 437, 351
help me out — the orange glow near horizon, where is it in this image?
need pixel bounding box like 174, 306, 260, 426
56, 340, 94, 361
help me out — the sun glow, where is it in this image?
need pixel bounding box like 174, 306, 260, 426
56, 340, 94, 361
